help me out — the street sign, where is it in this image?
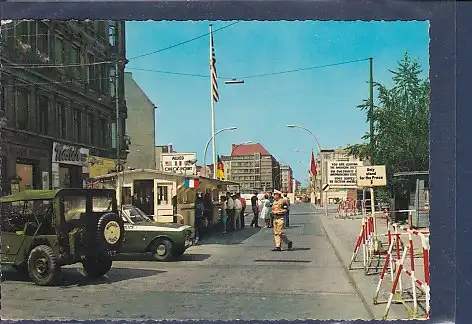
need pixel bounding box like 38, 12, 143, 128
327, 161, 363, 189
322, 183, 330, 192
116, 163, 124, 173
356, 165, 387, 187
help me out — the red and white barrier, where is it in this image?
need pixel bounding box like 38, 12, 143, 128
337, 199, 360, 218
372, 216, 430, 320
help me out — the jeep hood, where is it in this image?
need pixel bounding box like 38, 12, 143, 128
133, 221, 192, 231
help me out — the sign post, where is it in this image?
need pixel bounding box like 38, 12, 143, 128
356, 165, 387, 252
322, 183, 330, 216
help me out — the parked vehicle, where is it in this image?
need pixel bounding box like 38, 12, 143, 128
0, 189, 125, 286
120, 205, 194, 262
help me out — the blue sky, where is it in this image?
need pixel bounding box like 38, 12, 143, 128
125, 20, 429, 186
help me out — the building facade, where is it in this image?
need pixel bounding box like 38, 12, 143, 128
124, 72, 156, 170
0, 20, 127, 194
222, 143, 281, 193
280, 164, 293, 193
155, 144, 173, 171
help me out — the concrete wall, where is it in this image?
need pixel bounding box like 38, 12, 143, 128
124, 72, 156, 170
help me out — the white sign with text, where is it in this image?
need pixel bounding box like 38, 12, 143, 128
327, 161, 363, 188
356, 165, 387, 187
161, 152, 197, 175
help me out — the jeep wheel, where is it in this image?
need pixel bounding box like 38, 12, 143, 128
82, 257, 113, 279
27, 245, 59, 286
96, 212, 124, 251
151, 238, 174, 262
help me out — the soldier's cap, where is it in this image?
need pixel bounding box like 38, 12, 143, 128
273, 189, 282, 195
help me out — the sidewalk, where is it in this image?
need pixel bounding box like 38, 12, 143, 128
315, 204, 427, 320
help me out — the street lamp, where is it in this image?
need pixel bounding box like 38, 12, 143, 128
202, 127, 238, 177
286, 124, 325, 214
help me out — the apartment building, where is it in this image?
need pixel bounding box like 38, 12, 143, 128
1, 20, 127, 193
222, 143, 281, 193
124, 72, 156, 170
280, 164, 293, 193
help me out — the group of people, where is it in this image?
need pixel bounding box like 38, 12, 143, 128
219, 192, 247, 233
220, 190, 293, 251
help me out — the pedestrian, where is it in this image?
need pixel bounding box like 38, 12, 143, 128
271, 190, 293, 251
226, 192, 235, 231
250, 191, 260, 228
283, 193, 291, 227
234, 193, 242, 230
203, 193, 214, 234
194, 192, 204, 242
268, 192, 274, 228
260, 194, 272, 228
239, 193, 247, 229
220, 196, 228, 234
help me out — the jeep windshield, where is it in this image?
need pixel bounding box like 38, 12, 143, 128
122, 205, 152, 224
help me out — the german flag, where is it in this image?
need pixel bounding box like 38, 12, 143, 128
217, 155, 225, 180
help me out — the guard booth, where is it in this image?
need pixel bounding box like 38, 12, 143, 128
85, 169, 239, 228
392, 171, 429, 228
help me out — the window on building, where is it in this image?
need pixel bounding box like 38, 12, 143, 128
108, 21, 116, 46
16, 20, 30, 47
88, 113, 96, 145
100, 64, 109, 93
98, 117, 107, 148
54, 37, 65, 64
111, 122, 117, 149
38, 95, 49, 135
74, 109, 82, 142
16, 88, 30, 130
71, 45, 81, 80
87, 53, 96, 88
109, 65, 116, 97
56, 101, 67, 139
36, 22, 50, 62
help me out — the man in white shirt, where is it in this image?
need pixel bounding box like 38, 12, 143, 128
226, 192, 235, 231
234, 193, 242, 230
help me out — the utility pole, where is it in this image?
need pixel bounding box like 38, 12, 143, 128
369, 57, 374, 165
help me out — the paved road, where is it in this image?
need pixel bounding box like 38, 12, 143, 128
1, 203, 372, 321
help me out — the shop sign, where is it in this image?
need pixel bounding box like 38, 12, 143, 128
161, 152, 197, 175
52, 142, 89, 167
88, 156, 117, 178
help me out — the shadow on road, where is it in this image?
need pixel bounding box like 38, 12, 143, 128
114, 252, 211, 262
1, 265, 165, 287
199, 227, 261, 245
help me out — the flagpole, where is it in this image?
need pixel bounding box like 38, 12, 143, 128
210, 24, 217, 179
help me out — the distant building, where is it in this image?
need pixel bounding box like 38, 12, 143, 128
295, 180, 302, 194
280, 164, 293, 193
124, 72, 156, 170
222, 143, 281, 193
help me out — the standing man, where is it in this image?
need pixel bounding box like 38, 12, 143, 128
283, 193, 291, 227
239, 193, 247, 229
234, 193, 242, 230
271, 190, 293, 251
250, 191, 260, 228
226, 192, 234, 231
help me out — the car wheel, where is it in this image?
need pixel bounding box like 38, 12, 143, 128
151, 238, 174, 262
82, 257, 113, 279
96, 212, 125, 251
27, 245, 59, 286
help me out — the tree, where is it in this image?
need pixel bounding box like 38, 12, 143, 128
347, 52, 429, 200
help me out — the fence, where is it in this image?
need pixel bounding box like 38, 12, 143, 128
347, 205, 430, 320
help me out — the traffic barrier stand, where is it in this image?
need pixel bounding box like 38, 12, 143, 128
376, 223, 430, 320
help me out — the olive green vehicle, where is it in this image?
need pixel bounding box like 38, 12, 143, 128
121, 205, 194, 262
0, 189, 125, 286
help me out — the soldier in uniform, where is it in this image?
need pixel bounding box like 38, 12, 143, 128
271, 190, 293, 251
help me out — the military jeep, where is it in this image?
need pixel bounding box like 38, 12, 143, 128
0, 189, 125, 286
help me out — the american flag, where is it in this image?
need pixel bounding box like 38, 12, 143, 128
210, 26, 219, 103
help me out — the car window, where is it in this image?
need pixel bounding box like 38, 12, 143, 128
92, 196, 113, 212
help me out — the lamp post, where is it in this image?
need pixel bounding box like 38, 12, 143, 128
203, 127, 238, 177
286, 124, 326, 215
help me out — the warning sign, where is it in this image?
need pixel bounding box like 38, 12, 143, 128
327, 161, 363, 189
356, 165, 387, 187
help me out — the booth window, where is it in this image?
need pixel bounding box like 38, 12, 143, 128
157, 186, 169, 205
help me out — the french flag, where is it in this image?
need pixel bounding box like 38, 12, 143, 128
184, 178, 199, 189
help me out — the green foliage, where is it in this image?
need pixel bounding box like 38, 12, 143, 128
347, 52, 429, 199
